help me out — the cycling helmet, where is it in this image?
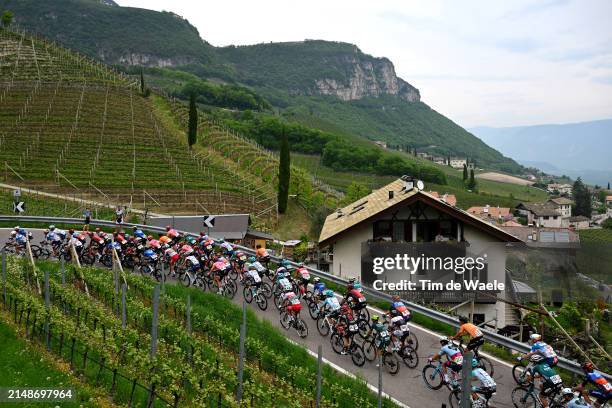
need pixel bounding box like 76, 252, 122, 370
44, 229, 49, 234
187, 237, 197, 245
281, 259, 290, 267
560, 388, 573, 397
471, 358, 479, 368
371, 315, 380, 322
324, 289, 334, 298
10, 231, 16, 236
49, 225, 56, 231
14, 226, 19, 230
348, 277, 356, 284
132, 226, 137, 231
248, 256, 256, 263
298, 262, 305, 267
530, 354, 545, 364
313, 277, 320, 283
459, 315, 468, 324
440, 336, 450, 345
143, 249, 155, 257
581, 362, 594, 372
529, 333, 542, 342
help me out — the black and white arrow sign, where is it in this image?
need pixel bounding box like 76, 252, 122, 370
13, 201, 25, 213
203, 215, 216, 228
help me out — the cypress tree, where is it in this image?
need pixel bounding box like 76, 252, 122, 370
140, 68, 145, 94
463, 163, 468, 181
572, 177, 592, 217
608, 182, 610, 190
187, 93, 198, 148
468, 169, 477, 190
278, 126, 290, 214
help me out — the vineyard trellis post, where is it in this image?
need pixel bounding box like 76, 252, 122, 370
121, 282, 127, 329
186, 294, 192, 363
44, 269, 50, 351
150, 284, 160, 359
236, 300, 247, 402
316, 344, 322, 408
2, 250, 6, 309
377, 354, 383, 408
60, 256, 65, 285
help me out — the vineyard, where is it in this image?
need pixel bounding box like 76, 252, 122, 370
1, 255, 397, 407
0, 27, 277, 227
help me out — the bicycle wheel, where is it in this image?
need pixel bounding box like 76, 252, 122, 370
308, 302, 319, 320
317, 317, 330, 337
100, 254, 113, 268
243, 287, 254, 304
513, 362, 531, 386
478, 355, 494, 376
383, 352, 400, 375
448, 389, 461, 408
357, 318, 369, 339
280, 312, 291, 330
81, 252, 95, 266
30, 244, 42, 259
358, 307, 370, 322
407, 332, 419, 351
511, 387, 537, 408
351, 344, 366, 367
179, 272, 192, 287
154, 268, 167, 283
422, 364, 444, 390
223, 281, 236, 299
255, 294, 268, 311
330, 333, 344, 354
229, 268, 238, 281
295, 319, 308, 338
363, 340, 376, 362
400, 346, 419, 368
261, 282, 273, 298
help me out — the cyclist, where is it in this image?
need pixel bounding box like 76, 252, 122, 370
336, 303, 355, 355
163, 245, 180, 275
69, 232, 84, 257
165, 225, 180, 242
210, 256, 231, 294
574, 362, 611, 408
321, 289, 341, 322
451, 315, 484, 352
218, 240, 234, 257
367, 315, 391, 362
312, 277, 326, 301
470, 358, 496, 401
389, 295, 412, 321
560, 388, 592, 407
45, 226, 63, 256
530, 354, 564, 408
294, 262, 310, 295
244, 264, 263, 292
430, 337, 463, 385
388, 313, 409, 351
255, 244, 269, 259
527, 333, 559, 368
281, 286, 302, 325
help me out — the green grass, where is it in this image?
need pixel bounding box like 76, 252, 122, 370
0, 319, 95, 407
0, 190, 116, 219
579, 228, 612, 242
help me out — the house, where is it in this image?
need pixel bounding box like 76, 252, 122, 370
568, 215, 590, 230
427, 191, 457, 206
499, 225, 580, 248
318, 176, 521, 328
416, 152, 431, 160
547, 197, 572, 218
606, 196, 612, 209
467, 205, 512, 224
374, 141, 387, 149
516, 202, 562, 228
432, 156, 447, 165
547, 183, 572, 196
449, 158, 467, 169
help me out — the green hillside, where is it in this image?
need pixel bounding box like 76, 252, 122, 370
2, 0, 522, 175
0, 0, 217, 65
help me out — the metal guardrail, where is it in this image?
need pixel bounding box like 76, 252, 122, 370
1, 215, 607, 378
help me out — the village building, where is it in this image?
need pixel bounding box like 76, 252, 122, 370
547, 197, 573, 218
467, 205, 512, 224
547, 183, 573, 196
318, 177, 522, 328
568, 215, 590, 230
516, 202, 563, 228
449, 158, 467, 169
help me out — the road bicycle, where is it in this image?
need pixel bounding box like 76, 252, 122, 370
279, 310, 308, 338
421, 357, 461, 391
455, 339, 494, 376
511, 380, 565, 408
448, 385, 495, 408
330, 328, 366, 367
362, 331, 400, 375
243, 281, 268, 311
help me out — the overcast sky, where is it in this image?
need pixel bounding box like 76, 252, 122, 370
118, 0, 612, 128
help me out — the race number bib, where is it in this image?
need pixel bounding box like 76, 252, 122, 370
400, 324, 409, 332
550, 375, 562, 384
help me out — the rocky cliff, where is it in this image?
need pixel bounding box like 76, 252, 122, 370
311, 56, 419, 102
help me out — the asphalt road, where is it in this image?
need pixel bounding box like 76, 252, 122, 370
3, 228, 521, 408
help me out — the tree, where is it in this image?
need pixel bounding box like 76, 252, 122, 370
572, 177, 592, 217
447, 154, 451, 167
340, 182, 370, 206
462, 163, 468, 181
140, 68, 145, 94
187, 92, 198, 148
467, 169, 477, 190
1, 10, 13, 27
277, 126, 290, 214
608, 182, 610, 190
603, 218, 612, 230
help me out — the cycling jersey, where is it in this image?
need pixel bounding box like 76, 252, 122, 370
46, 231, 60, 242
212, 260, 227, 271
167, 229, 179, 239
323, 297, 341, 311
15, 234, 27, 244
458, 323, 483, 338
296, 267, 310, 280
472, 367, 496, 390
533, 363, 563, 394
583, 371, 612, 396
133, 229, 146, 239
256, 247, 268, 257
566, 396, 591, 407
186, 255, 199, 266
531, 341, 557, 359
69, 237, 83, 247
313, 282, 326, 294
440, 345, 463, 365
278, 278, 293, 292
245, 269, 261, 283
250, 261, 266, 273
220, 242, 233, 253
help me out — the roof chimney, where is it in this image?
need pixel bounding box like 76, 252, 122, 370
400, 175, 415, 191
389, 190, 394, 200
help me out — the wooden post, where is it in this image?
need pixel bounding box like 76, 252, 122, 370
25, 239, 41, 294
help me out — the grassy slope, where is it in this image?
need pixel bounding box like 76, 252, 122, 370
0, 319, 98, 407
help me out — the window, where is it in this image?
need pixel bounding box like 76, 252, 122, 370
544, 216, 549, 220
373, 221, 392, 240
472, 313, 485, 326
392, 221, 404, 242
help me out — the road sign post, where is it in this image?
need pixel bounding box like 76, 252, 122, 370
316, 344, 322, 408
203, 215, 215, 229
460, 351, 473, 408
13, 201, 25, 213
